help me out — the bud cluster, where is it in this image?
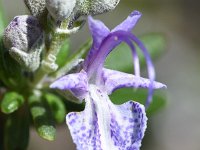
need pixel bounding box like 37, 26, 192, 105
24, 0, 47, 20
2, 0, 120, 72
46, 0, 76, 21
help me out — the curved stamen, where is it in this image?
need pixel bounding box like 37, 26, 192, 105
86, 30, 155, 108
124, 39, 140, 77
127, 33, 155, 108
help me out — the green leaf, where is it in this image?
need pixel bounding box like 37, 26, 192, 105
56, 39, 70, 68
44, 93, 66, 123
28, 95, 56, 141
110, 88, 167, 116
105, 33, 166, 72
4, 109, 29, 150
1, 92, 24, 114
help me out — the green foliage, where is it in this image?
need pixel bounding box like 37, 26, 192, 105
4, 108, 29, 150
44, 93, 66, 123
55, 39, 70, 68
28, 95, 56, 141
110, 88, 167, 116
1, 92, 25, 114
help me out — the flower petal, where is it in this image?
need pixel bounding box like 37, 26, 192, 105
88, 16, 110, 49
112, 10, 142, 33
102, 68, 166, 95
84, 16, 110, 70
50, 70, 88, 102
66, 85, 147, 150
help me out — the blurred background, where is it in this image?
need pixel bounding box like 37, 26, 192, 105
1, 0, 200, 150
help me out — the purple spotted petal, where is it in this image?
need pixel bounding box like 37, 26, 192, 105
66, 85, 147, 150
112, 10, 142, 33
102, 68, 166, 95
50, 70, 88, 102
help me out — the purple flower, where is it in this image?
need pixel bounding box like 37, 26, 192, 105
50, 10, 166, 150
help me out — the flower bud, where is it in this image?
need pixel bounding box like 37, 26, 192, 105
3, 15, 44, 71
46, 0, 76, 21
3, 15, 43, 51
70, 0, 120, 22
24, 0, 47, 20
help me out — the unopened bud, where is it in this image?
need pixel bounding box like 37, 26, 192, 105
3, 15, 43, 51
46, 0, 76, 21
45, 0, 120, 34
70, 0, 120, 22
3, 15, 44, 71
24, 0, 47, 20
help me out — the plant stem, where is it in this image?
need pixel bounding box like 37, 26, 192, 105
32, 32, 69, 89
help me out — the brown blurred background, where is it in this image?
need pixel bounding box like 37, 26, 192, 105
1, 0, 200, 150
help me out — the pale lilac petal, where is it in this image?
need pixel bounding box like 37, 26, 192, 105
66, 85, 147, 150
88, 16, 110, 49
85, 33, 121, 77
112, 10, 142, 33
50, 70, 88, 101
83, 16, 110, 70
102, 68, 166, 95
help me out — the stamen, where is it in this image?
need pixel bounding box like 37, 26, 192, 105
127, 33, 155, 108
86, 31, 155, 108
124, 39, 140, 77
